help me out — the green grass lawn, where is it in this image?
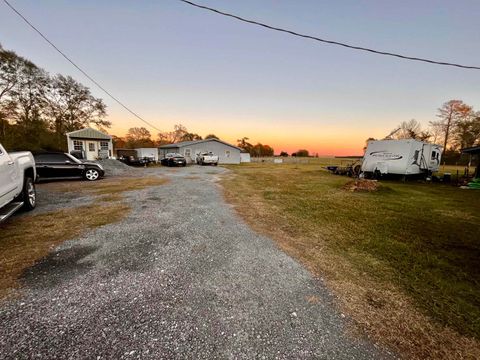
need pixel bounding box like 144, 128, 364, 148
222, 162, 480, 357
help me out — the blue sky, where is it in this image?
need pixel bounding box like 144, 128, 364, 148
1, 0, 479, 154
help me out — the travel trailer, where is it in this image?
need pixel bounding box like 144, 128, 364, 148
362, 139, 442, 178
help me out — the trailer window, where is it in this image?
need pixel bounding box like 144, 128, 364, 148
431, 151, 436, 159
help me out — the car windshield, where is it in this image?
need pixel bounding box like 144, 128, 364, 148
65, 153, 82, 164
166, 153, 182, 158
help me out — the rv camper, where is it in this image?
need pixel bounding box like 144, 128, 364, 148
362, 139, 442, 178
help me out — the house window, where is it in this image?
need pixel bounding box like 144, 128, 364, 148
89, 143, 95, 152
73, 140, 83, 151
100, 141, 109, 150
225, 150, 231, 158
184, 148, 192, 157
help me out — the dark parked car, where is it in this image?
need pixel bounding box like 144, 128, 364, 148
34, 152, 104, 181
118, 155, 149, 167
161, 153, 187, 167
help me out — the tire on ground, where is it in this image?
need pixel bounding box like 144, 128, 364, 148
17, 176, 36, 211
84, 168, 100, 181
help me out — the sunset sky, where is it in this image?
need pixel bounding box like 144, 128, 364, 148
1, 0, 479, 155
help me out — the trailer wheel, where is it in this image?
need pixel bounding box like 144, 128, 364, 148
373, 169, 382, 179
353, 165, 361, 176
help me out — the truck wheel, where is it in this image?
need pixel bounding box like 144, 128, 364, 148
84, 168, 100, 181
19, 177, 36, 211
214, 163, 218, 166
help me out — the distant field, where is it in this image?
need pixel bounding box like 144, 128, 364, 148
251, 156, 356, 165
252, 156, 473, 178
221, 162, 480, 359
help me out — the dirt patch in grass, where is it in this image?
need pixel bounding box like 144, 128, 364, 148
220, 164, 480, 359
343, 179, 380, 192
0, 202, 130, 299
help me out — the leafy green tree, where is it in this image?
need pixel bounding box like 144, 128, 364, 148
181, 132, 202, 141
295, 149, 309, 157
157, 124, 189, 144
126, 127, 154, 148
0, 44, 110, 151
205, 134, 219, 140
251, 143, 274, 156
237, 137, 252, 153
436, 100, 473, 154
454, 114, 480, 149
46, 74, 109, 133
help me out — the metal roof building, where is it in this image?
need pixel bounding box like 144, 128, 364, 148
158, 139, 244, 164
66, 128, 113, 160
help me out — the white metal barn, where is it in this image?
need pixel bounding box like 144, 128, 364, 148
158, 139, 242, 164
66, 128, 113, 160
362, 139, 442, 177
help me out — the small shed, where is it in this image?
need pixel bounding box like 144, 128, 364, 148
136, 148, 159, 162
240, 152, 251, 163
158, 139, 242, 164
66, 128, 113, 160
462, 146, 480, 178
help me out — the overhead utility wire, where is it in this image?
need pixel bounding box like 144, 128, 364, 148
3, 0, 162, 132
179, 0, 480, 71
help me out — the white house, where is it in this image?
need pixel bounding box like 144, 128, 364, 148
66, 128, 113, 161
158, 139, 243, 164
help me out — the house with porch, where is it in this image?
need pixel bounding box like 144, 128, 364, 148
66, 128, 113, 160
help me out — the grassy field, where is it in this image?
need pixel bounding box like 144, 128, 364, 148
221, 162, 480, 359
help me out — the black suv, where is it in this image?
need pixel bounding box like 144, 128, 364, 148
34, 152, 105, 181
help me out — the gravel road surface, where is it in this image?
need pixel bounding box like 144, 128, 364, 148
0, 166, 390, 359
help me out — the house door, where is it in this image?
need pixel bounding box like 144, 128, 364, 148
86, 142, 97, 160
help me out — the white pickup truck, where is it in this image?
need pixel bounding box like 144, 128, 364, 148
196, 152, 219, 166
0, 143, 37, 222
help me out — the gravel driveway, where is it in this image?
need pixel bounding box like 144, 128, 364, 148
0, 166, 390, 359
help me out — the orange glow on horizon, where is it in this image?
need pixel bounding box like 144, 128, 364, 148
106, 114, 383, 157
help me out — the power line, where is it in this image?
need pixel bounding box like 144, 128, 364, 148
179, 0, 480, 71
3, 0, 162, 132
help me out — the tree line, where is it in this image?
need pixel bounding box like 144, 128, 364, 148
2, 45, 477, 160
115, 127, 277, 157
366, 100, 480, 164
112, 124, 220, 149
0, 44, 110, 151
